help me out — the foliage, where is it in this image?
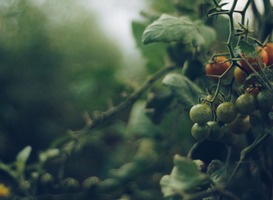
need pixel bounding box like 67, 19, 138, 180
0, 0, 273, 200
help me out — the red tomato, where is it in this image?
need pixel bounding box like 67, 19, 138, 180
205, 56, 231, 80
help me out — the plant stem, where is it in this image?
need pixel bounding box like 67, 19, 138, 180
185, 187, 240, 200
75, 65, 180, 136
226, 132, 270, 188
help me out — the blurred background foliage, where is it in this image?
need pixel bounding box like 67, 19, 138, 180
0, 0, 124, 161
0, 0, 232, 199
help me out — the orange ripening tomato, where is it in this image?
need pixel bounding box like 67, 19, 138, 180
205, 56, 230, 80
240, 47, 268, 73
234, 67, 257, 85
264, 43, 273, 66
234, 67, 246, 84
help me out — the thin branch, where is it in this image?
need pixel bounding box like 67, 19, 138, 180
263, 0, 271, 16
241, 0, 252, 25
226, 132, 270, 188
75, 65, 180, 136
185, 187, 240, 200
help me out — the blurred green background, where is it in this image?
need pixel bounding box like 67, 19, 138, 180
0, 1, 201, 199
0, 0, 142, 161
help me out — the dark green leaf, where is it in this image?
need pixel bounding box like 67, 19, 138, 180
162, 73, 205, 109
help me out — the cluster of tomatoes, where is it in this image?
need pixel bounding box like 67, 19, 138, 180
205, 43, 273, 83
189, 89, 273, 141
189, 43, 273, 141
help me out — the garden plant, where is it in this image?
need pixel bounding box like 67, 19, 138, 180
1, 0, 273, 200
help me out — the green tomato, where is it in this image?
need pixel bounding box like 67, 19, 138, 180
189, 103, 212, 124
216, 102, 237, 123
191, 123, 210, 140
207, 121, 224, 140
257, 89, 273, 111
235, 93, 257, 115
62, 177, 80, 192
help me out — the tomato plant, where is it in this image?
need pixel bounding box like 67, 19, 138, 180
2, 1, 273, 200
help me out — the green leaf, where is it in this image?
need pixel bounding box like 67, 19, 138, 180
238, 41, 256, 55
142, 14, 216, 50
162, 73, 205, 109
132, 21, 167, 72
16, 146, 32, 173
207, 160, 227, 187
194, 20, 216, 50
160, 155, 209, 197
127, 101, 162, 137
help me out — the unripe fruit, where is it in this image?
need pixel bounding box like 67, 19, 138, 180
40, 173, 54, 186
82, 176, 100, 190
235, 93, 257, 115
234, 67, 246, 85
216, 102, 237, 123
191, 123, 210, 140
207, 121, 224, 140
257, 90, 273, 111
189, 104, 212, 124
233, 67, 257, 85
62, 177, 80, 192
